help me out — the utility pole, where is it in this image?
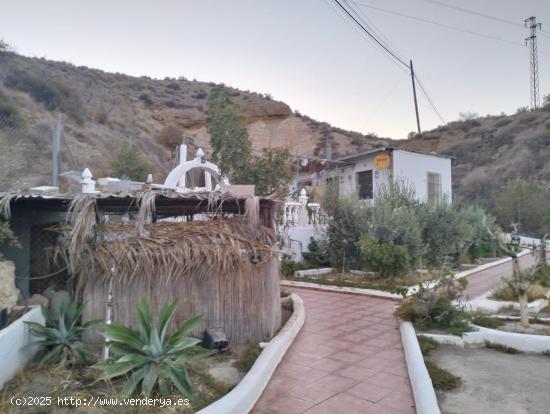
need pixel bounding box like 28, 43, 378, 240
525, 16, 542, 110
410, 60, 421, 135
52, 113, 61, 187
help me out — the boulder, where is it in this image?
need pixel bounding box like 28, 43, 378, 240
0, 260, 19, 310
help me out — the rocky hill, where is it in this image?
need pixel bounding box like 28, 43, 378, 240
0, 52, 548, 205
0, 53, 389, 191
400, 110, 550, 204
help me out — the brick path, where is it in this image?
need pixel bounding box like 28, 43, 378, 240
251, 288, 414, 414
462, 252, 539, 299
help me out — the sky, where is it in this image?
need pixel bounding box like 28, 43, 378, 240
1, 0, 549, 138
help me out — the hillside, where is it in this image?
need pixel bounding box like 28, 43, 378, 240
399, 110, 550, 204
0, 52, 548, 205
0, 53, 389, 191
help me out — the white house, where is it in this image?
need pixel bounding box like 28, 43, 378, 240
292, 147, 453, 203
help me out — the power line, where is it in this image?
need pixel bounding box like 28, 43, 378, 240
351, 2, 527, 48
413, 73, 445, 124
331, 0, 410, 68
341, 0, 406, 63
322, 0, 408, 74
419, 0, 524, 29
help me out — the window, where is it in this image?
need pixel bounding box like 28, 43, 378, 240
357, 170, 373, 199
427, 172, 442, 203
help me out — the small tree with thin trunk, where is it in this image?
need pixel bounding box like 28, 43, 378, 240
506, 249, 545, 328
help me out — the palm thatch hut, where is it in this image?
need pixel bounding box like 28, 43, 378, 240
79, 218, 280, 344
0, 190, 282, 345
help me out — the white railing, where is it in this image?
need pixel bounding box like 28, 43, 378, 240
282, 189, 327, 226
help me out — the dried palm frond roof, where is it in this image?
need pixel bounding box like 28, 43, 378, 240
0, 189, 278, 217
66, 218, 277, 292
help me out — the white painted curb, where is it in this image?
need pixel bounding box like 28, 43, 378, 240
196, 294, 305, 414
281, 280, 402, 300
419, 325, 550, 354
295, 268, 334, 277
465, 291, 549, 314
467, 325, 550, 353
400, 321, 441, 414
0, 306, 45, 390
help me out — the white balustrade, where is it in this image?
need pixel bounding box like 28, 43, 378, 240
282, 189, 327, 227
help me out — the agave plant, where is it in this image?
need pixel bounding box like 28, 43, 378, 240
25, 301, 100, 367
94, 299, 209, 398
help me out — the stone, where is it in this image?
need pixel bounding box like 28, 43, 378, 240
26, 294, 49, 307
43, 288, 70, 320
0, 260, 20, 309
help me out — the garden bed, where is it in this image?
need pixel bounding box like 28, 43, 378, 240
285, 269, 437, 293
0, 295, 301, 413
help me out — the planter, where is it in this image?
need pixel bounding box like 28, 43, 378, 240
0, 306, 45, 390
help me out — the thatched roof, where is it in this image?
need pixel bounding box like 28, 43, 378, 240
72, 219, 277, 290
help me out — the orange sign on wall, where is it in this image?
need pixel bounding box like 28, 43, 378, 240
374, 153, 391, 170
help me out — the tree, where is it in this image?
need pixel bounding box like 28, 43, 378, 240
505, 250, 545, 328
206, 85, 251, 182
246, 148, 292, 196
0, 39, 8, 54
494, 180, 550, 237
112, 145, 152, 181
206, 85, 292, 195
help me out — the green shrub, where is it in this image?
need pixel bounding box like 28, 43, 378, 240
95, 299, 209, 398
360, 235, 411, 279
418, 335, 439, 356
490, 284, 547, 302
24, 302, 100, 367
322, 195, 369, 270
425, 361, 462, 390
470, 313, 505, 329
535, 264, 550, 287
4, 72, 83, 122
302, 238, 331, 269
112, 145, 152, 181
138, 93, 153, 106
395, 276, 471, 336
281, 256, 298, 278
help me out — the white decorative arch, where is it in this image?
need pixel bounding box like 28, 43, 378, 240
164, 148, 229, 192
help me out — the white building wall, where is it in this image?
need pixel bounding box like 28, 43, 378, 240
338, 155, 391, 199
391, 150, 452, 202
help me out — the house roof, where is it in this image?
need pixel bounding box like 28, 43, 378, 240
335, 146, 454, 163
0, 190, 277, 217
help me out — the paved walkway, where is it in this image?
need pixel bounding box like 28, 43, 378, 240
462, 252, 539, 299
252, 288, 415, 414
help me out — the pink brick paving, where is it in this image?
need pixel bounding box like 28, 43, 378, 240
251, 252, 546, 414
462, 251, 539, 299
251, 287, 415, 414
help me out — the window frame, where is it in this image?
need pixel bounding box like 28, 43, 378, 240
427, 171, 442, 203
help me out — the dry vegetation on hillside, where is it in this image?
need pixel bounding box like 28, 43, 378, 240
0, 53, 389, 190
0, 52, 548, 208
399, 108, 550, 205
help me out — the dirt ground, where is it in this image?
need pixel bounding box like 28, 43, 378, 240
431, 346, 550, 414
